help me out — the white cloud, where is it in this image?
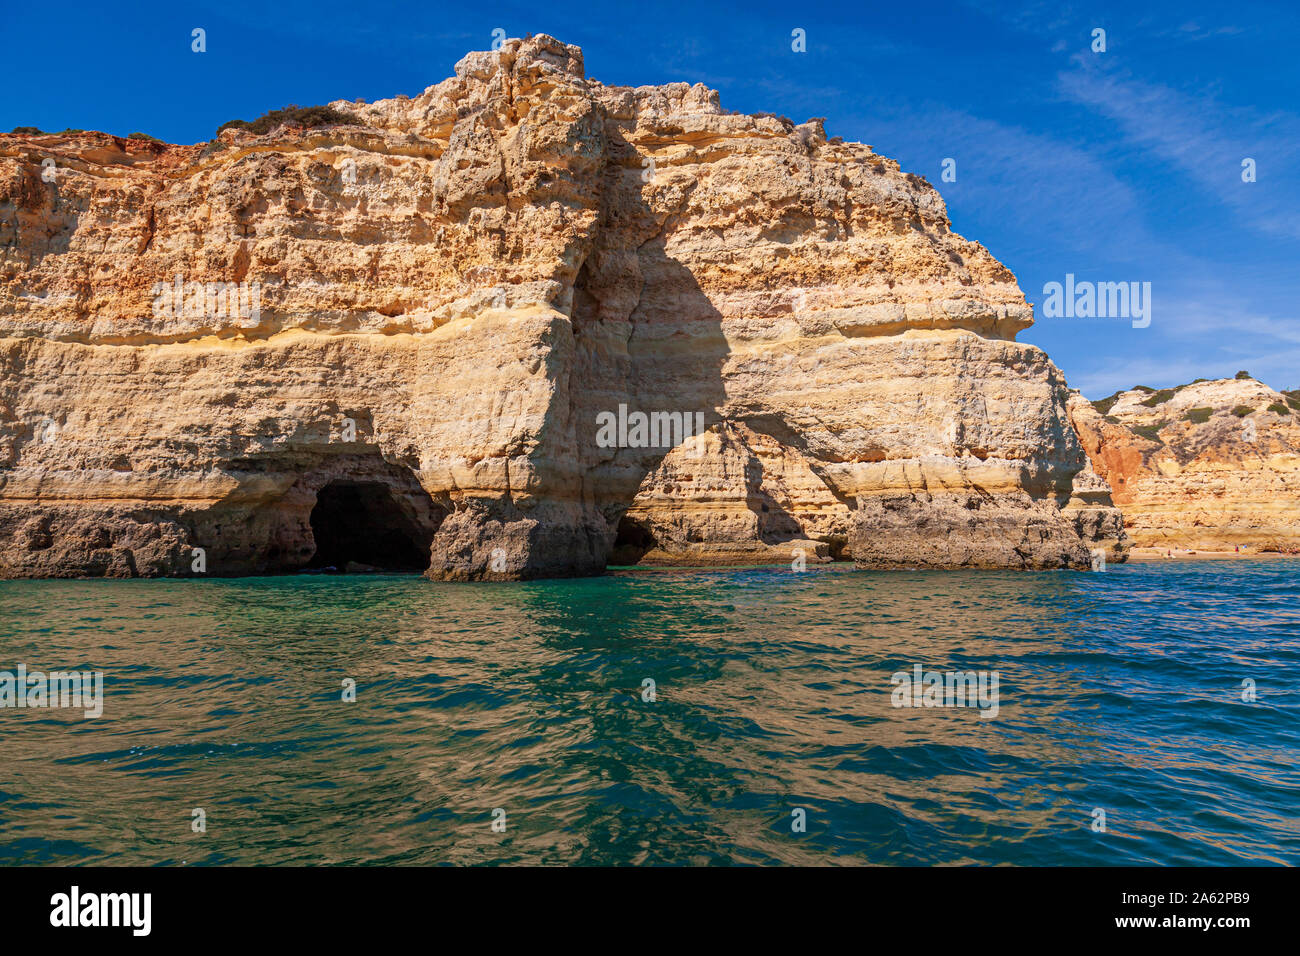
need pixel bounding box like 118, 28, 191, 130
837, 103, 1161, 261
1057, 60, 1300, 240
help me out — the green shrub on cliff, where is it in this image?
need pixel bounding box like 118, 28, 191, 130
126, 132, 162, 142
1232, 405, 1253, 417
1139, 388, 1176, 407
1184, 407, 1213, 424
9, 126, 44, 135
1236, 370, 1252, 380
1091, 392, 1123, 415
753, 111, 795, 130
1267, 402, 1291, 416
1131, 423, 1165, 442
216, 104, 360, 138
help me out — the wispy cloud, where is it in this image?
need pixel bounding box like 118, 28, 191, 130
838, 104, 1158, 262
1073, 346, 1300, 397
1065, 287, 1300, 396
1057, 59, 1300, 240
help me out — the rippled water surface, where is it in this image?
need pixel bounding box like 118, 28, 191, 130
2, 560, 1298, 865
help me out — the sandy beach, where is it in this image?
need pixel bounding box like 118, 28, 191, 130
1126, 547, 1300, 562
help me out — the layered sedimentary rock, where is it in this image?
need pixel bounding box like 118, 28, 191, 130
1072, 378, 1300, 550
0, 34, 1120, 579
611, 422, 844, 566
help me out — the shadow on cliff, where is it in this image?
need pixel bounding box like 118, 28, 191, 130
743, 452, 804, 545
568, 164, 733, 569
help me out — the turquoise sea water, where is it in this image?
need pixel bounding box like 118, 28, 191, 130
1, 559, 1297, 866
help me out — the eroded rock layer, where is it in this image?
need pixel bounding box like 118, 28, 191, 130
1073, 378, 1300, 551
0, 34, 1118, 578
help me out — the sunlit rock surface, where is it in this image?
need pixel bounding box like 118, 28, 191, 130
0, 34, 1115, 578
1074, 377, 1300, 552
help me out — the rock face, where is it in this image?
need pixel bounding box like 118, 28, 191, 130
1073, 377, 1300, 551
0, 34, 1120, 579
611, 422, 845, 567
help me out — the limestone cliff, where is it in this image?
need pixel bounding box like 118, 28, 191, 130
0, 34, 1120, 579
1072, 377, 1300, 551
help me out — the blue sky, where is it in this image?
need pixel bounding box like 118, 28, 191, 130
6, 0, 1298, 396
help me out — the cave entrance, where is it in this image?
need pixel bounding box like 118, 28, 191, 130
608, 515, 657, 566
306, 480, 434, 572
